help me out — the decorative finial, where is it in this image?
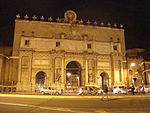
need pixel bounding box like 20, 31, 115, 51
56, 17, 61, 22
24, 14, 29, 19
32, 15, 37, 20
94, 21, 98, 25
79, 19, 83, 24
100, 22, 104, 26
16, 14, 20, 19
48, 17, 53, 22
40, 16, 44, 20
120, 24, 123, 28
107, 22, 111, 27
113, 24, 117, 27
87, 20, 91, 25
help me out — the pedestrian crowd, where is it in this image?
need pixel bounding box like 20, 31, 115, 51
113, 85, 150, 95
100, 84, 150, 101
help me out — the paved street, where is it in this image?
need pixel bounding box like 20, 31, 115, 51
0, 94, 150, 113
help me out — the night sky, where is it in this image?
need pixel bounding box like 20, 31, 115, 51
0, 0, 150, 49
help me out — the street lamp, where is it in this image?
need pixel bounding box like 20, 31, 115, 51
76, 76, 79, 87
130, 62, 136, 67
66, 73, 71, 88
67, 73, 71, 77
0, 53, 9, 59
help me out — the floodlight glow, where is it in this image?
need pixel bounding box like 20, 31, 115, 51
130, 62, 135, 67
67, 73, 71, 76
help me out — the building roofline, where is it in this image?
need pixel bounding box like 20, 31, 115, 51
15, 19, 124, 32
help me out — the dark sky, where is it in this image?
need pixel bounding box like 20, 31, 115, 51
0, 0, 150, 49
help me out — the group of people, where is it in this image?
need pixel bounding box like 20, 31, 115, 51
125, 85, 149, 95
100, 84, 150, 101
113, 85, 150, 95
132, 86, 149, 95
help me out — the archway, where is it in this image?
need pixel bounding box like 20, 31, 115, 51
66, 61, 81, 89
35, 71, 46, 88
99, 72, 109, 89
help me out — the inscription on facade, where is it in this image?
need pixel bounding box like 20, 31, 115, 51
33, 59, 50, 65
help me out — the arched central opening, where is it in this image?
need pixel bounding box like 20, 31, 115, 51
66, 61, 81, 89
35, 71, 46, 89
99, 72, 109, 89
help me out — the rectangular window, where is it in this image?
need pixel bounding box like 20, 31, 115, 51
25, 40, 30, 46
113, 45, 117, 50
56, 41, 60, 47
87, 43, 92, 49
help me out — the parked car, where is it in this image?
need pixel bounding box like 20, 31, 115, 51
40, 87, 62, 95
78, 86, 101, 96
113, 86, 120, 94
113, 86, 127, 94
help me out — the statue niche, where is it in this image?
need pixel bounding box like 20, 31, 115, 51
54, 58, 62, 83
88, 59, 95, 83
55, 68, 61, 82
88, 70, 94, 82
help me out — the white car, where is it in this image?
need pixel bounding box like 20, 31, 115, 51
40, 87, 62, 95
78, 86, 103, 95
113, 86, 127, 94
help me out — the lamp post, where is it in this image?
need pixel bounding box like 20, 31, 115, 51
67, 72, 71, 88
142, 61, 148, 85
130, 62, 136, 85
77, 76, 79, 87
66, 72, 72, 94
67, 72, 71, 83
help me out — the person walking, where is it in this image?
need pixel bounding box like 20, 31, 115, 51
101, 85, 109, 101
131, 85, 135, 95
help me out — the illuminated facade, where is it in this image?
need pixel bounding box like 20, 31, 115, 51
126, 48, 150, 87
1, 10, 127, 91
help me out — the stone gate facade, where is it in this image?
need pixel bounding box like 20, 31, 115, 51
1, 10, 127, 91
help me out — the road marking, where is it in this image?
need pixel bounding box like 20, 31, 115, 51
2, 102, 149, 113
0, 102, 75, 112
0, 102, 108, 113
0, 102, 30, 107
0, 94, 150, 99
